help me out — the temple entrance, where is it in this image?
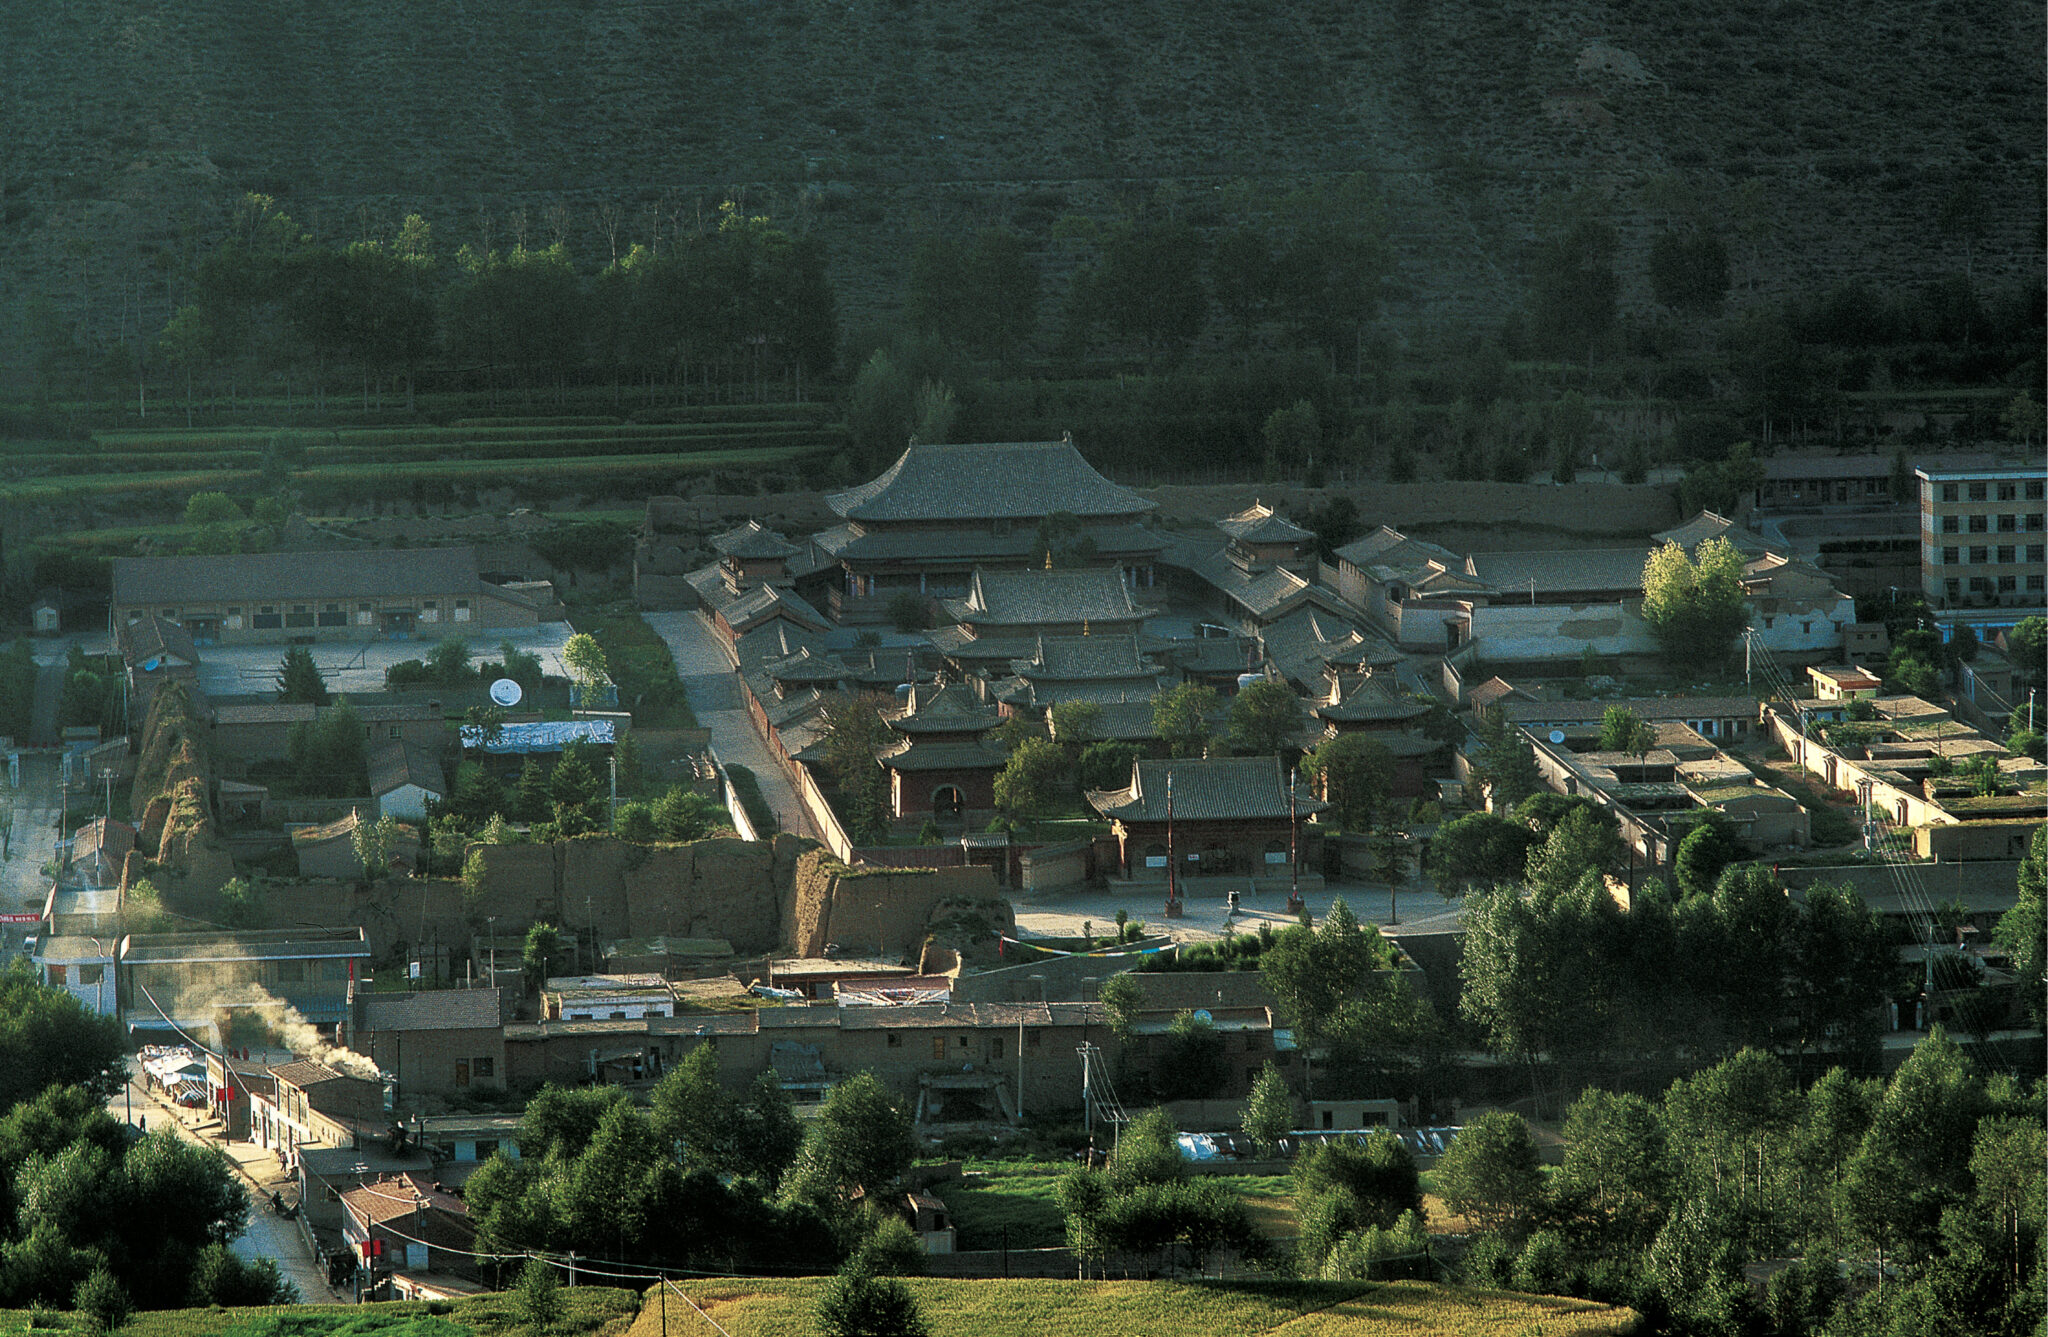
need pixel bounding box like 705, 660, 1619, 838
931, 785, 965, 824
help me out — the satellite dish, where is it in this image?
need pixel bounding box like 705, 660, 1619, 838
140, 658, 160, 673
1192, 1008, 1214, 1024
1548, 730, 1566, 744
488, 678, 523, 707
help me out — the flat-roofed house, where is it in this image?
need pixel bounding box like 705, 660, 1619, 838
111, 547, 557, 646
347, 987, 507, 1102
118, 927, 371, 1038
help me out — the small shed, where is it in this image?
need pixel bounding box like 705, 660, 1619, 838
369, 740, 447, 822
30, 589, 60, 635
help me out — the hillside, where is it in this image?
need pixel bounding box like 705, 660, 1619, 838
0, 0, 2041, 373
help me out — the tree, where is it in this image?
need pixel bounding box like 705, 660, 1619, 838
816, 1261, 928, 1337
1227, 680, 1307, 758
522, 923, 570, 994
993, 737, 1068, 831
1555, 1089, 1672, 1255
1261, 400, 1321, 480
274, 646, 329, 705
1260, 898, 1421, 1078
785, 1073, 917, 1202
0, 962, 125, 1107
1241, 1062, 1293, 1155
885, 592, 928, 633
515, 1256, 562, 1333
1993, 829, 2044, 1023
1301, 734, 1393, 833
1529, 195, 1618, 362
1434, 1111, 1546, 1242
72, 1266, 130, 1335
1647, 227, 1731, 316
1469, 707, 1540, 810
1641, 536, 1749, 663
182, 491, 243, 526
285, 699, 368, 797
1597, 706, 1657, 758
652, 1045, 802, 1186
350, 814, 401, 880
1673, 818, 1736, 899
1153, 1010, 1227, 1101
1428, 812, 1537, 889
1047, 700, 1102, 749
1098, 974, 1143, 1041
560, 632, 611, 701
1837, 1029, 1988, 1271
818, 694, 893, 845
1999, 389, 2044, 447
1152, 682, 1218, 758
1521, 806, 1623, 896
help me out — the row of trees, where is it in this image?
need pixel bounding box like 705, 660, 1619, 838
464, 1057, 924, 1279
1433, 1038, 2040, 1337
153, 194, 836, 413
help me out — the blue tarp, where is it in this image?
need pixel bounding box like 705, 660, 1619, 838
460, 720, 615, 754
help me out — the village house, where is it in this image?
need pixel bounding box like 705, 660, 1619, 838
345, 987, 508, 1101
111, 547, 560, 646
340, 1173, 481, 1298
117, 927, 372, 1039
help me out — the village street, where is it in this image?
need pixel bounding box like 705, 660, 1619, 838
108, 1064, 333, 1304
643, 609, 821, 843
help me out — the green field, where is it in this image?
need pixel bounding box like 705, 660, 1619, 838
624, 1277, 1638, 1337
946, 1167, 1298, 1250
87, 1285, 642, 1337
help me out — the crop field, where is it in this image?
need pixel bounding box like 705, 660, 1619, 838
0, 405, 845, 508
42, 1285, 644, 1337
623, 1277, 1638, 1337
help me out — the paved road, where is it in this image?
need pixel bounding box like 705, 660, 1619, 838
0, 753, 60, 951
642, 610, 819, 843
111, 1068, 333, 1304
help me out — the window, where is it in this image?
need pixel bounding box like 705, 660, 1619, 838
318, 602, 346, 626
609, 1011, 627, 1020
1942, 483, 1959, 502
957, 1034, 970, 1048
1998, 481, 2017, 501
254, 606, 282, 630
1971, 547, 1989, 564
389, 726, 403, 739
1028, 1029, 1042, 1048
1998, 546, 2015, 564
2029, 575, 2045, 591
227, 607, 242, 616
1998, 576, 2016, 592
2029, 545, 2044, 564
2029, 480, 2045, 500
1945, 579, 1961, 599
990, 1036, 1005, 1060
1970, 577, 1992, 593
886, 1033, 902, 1048
423, 601, 437, 610
1969, 481, 1988, 500
475, 1139, 498, 1159
286, 604, 314, 628
1969, 514, 1988, 533
931, 1037, 946, 1060
1940, 515, 1959, 533
78, 964, 102, 985
2030, 514, 2045, 531
475, 1058, 494, 1078
273, 960, 304, 983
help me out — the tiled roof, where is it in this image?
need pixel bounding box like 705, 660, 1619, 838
359, 988, 504, 1032
1218, 502, 1312, 545
342, 1173, 469, 1230
710, 520, 799, 560
828, 440, 1154, 522
1465, 548, 1649, 597
120, 614, 198, 668
270, 1059, 358, 1089
1259, 607, 1400, 687
926, 627, 1040, 663
1316, 675, 1429, 723
1653, 510, 1780, 556
876, 737, 1011, 772
1465, 676, 1531, 712
888, 682, 1000, 735
1087, 755, 1327, 823
113, 547, 482, 606
1052, 699, 1162, 742
946, 567, 1148, 628
1333, 527, 1461, 574
1011, 634, 1159, 681
368, 741, 446, 798
723, 583, 829, 634
820, 523, 1165, 567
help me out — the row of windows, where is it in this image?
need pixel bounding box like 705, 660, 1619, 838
1938, 480, 2047, 502
1936, 545, 2046, 566
1936, 512, 2046, 533
1945, 575, 2046, 596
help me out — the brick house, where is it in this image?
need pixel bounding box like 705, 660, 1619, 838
1086, 755, 1327, 885
346, 987, 507, 1102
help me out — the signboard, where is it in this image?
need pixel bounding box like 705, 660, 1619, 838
0, 914, 41, 924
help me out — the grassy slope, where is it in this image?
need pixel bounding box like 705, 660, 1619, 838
1, 0, 2039, 355
625, 1277, 1637, 1337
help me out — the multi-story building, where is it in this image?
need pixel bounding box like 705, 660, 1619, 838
1916, 461, 2048, 614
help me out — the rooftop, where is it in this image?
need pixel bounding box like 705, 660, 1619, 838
710, 520, 800, 560
1218, 502, 1313, 546
827, 439, 1154, 523
1088, 755, 1328, 824
945, 567, 1149, 629
121, 927, 370, 964
357, 988, 505, 1032
113, 546, 483, 606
